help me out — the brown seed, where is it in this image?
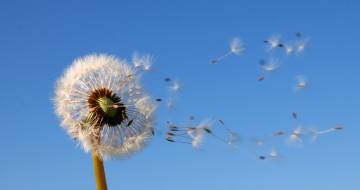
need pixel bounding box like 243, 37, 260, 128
257, 76, 265, 81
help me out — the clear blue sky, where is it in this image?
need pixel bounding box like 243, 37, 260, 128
1, 0, 359, 189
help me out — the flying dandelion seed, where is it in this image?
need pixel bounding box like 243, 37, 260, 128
264, 35, 282, 50
268, 149, 279, 160
296, 38, 309, 54
169, 81, 181, 92
295, 32, 302, 38
311, 125, 344, 142
289, 127, 303, 144
261, 58, 281, 73
210, 37, 245, 64
132, 52, 154, 72
295, 75, 308, 90
284, 44, 295, 55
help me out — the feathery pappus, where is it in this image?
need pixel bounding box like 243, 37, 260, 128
210, 37, 245, 64
132, 52, 154, 72
295, 75, 308, 90
261, 58, 281, 73
264, 34, 283, 51
54, 54, 156, 159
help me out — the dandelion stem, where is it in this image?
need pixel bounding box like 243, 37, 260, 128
92, 151, 108, 190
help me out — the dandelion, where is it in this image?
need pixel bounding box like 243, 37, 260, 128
210, 37, 245, 64
261, 58, 281, 73
54, 54, 156, 190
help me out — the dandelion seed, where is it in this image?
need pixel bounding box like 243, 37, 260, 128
311, 125, 344, 142
295, 32, 302, 38
210, 37, 245, 64
269, 149, 279, 159
289, 127, 303, 143
169, 81, 181, 92
132, 52, 154, 72
189, 115, 195, 121
264, 35, 281, 50
284, 44, 294, 55
229, 38, 245, 55
54, 54, 156, 160
296, 38, 309, 54
261, 58, 281, 73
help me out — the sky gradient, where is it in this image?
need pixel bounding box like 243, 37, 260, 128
0, 0, 359, 189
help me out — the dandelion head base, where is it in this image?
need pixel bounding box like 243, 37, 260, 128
87, 87, 128, 127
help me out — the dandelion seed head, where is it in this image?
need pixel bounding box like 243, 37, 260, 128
54, 54, 156, 159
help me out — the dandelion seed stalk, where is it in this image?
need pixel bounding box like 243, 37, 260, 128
92, 151, 108, 190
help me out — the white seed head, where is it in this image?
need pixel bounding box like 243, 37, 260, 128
54, 54, 156, 159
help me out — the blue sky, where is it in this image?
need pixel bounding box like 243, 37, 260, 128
0, 0, 359, 189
